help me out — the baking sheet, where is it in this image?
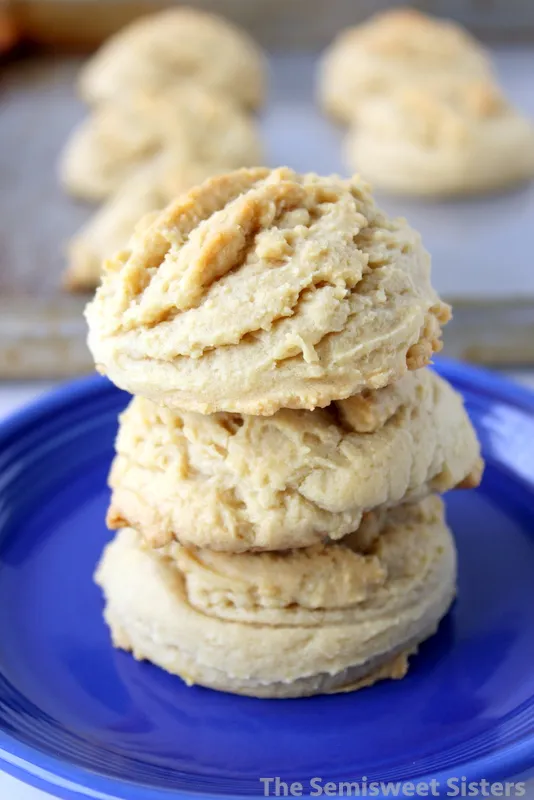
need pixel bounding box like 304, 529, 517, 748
1, 47, 534, 377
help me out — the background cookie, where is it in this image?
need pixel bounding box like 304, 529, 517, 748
95, 497, 456, 698
107, 369, 482, 552
79, 7, 266, 112
59, 85, 262, 201
86, 167, 450, 415
318, 7, 492, 124
345, 82, 534, 196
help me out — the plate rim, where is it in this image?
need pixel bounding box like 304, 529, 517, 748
0, 359, 534, 799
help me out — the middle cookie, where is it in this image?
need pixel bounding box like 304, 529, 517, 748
107, 368, 482, 552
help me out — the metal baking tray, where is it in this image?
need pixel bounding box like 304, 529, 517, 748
1, 45, 534, 377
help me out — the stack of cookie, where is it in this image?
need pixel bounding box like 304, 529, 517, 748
319, 7, 534, 196
59, 7, 266, 290
86, 167, 483, 698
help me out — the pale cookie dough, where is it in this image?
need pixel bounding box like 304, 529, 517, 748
318, 7, 492, 124
78, 7, 265, 111
60, 85, 262, 201
95, 497, 456, 698
346, 82, 534, 197
86, 167, 451, 415
107, 368, 483, 552
64, 157, 223, 292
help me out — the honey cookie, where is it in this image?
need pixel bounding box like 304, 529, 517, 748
107, 369, 482, 551
86, 167, 450, 414
95, 497, 456, 698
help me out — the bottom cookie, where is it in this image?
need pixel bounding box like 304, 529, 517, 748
95, 497, 456, 698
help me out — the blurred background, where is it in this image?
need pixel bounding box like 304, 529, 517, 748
2, 7, 534, 798
1, 0, 534, 391
8, 0, 534, 50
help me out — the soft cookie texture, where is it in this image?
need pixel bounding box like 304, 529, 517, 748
79, 7, 266, 111
107, 368, 482, 552
319, 7, 491, 123
95, 497, 456, 697
346, 82, 534, 196
60, 85, 262, 201
65, 157, 223, 291
86, 167, 450, 415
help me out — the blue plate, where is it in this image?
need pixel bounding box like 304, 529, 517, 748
0, 359, 533, 800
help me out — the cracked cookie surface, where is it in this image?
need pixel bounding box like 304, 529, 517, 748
86, 167, 450, 414
95, 497, 456, 697
107, 368, 482, 551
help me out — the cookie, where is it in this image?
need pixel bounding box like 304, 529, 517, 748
60, 85, 262, 201
95, 497, 456, 698
318, 7, 491, 123
64, 157, 223, 292
86, 167, 450, 415
107, 368, 482, 552
346, 82, 534, 196
79, 7, 265, 111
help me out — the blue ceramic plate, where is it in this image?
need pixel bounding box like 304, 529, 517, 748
0, 360, 533, 800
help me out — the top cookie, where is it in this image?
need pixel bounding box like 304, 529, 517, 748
86, 167, 450, 415
319, 7, 492, 123
79, 7, 266, 111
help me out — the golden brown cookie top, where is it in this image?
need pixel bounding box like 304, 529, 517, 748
87, 167, 449, 414
79, 7, 266, 111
